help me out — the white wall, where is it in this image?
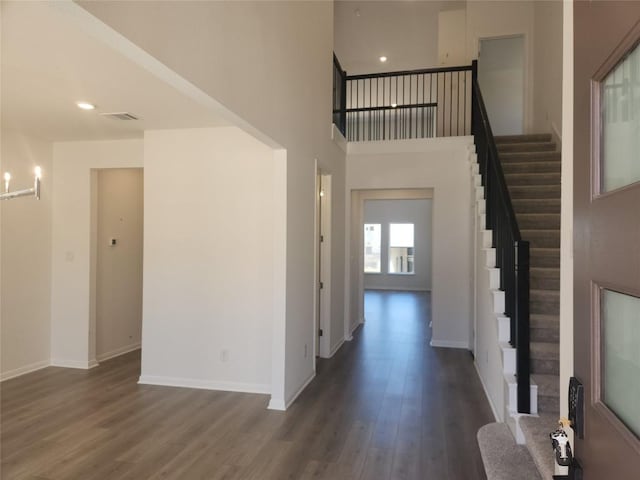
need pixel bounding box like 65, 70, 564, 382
533, 0, 563, 139
0, 130, 53, 380
438, 9, 467, 66
80, 0, 346, 409
140, 127, 275, 394
346, 137, 474, 349
363, 198, 432, 291
51, 139, 143, 368
95, 168, 143, 361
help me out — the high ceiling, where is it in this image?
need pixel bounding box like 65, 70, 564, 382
334, 0, 466, 75
1, 1, 231, 143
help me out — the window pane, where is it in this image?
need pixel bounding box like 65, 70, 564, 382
601, 42, 640, 192
364, 224, 381, 273
602, 289, 640, 437
389, 223, 414, 248
389, 224, 414, 274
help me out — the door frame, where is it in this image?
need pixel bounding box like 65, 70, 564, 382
89, 167, 144, 367
314, 164, 332, 360
348, 188, 433, 333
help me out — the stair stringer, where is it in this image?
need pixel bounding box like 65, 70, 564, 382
468, 148, 539, 445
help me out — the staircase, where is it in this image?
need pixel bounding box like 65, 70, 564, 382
496, 133, 560, 417
477, 133, 561, 480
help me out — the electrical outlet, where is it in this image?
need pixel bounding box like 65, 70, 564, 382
304, 344, 308, 358
221, 350, 229, 362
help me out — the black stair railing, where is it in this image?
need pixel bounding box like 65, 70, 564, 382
332, 60, 473, 141
470, 60, 531, 414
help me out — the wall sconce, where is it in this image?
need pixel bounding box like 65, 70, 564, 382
1, 166, 41, 201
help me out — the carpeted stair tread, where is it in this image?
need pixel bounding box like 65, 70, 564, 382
531, 314, 559, 326
531, 342, 559, 360
499, 151, 561, 163
513, 199, 561, 214
495, 133, 552, 144
503, 161, 561, 174
497, 142, 556, 153
530, 314, 560, 343
532, 374, 560, 398
531, 268, 560, 291
533, 374, 560, 413
505, 172, 561, 186
477, 423, 543, 480
530, 248, 560, 268
531, 343, 560, 376
521, 230, 560, 248
517, 213, 560, 230
530, 289, 559, 316
530, 268, 560, 278
520, 414, 558, 480
509, 185, 561, 199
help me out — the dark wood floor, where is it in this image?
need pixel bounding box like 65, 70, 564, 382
1, 291, 493, 479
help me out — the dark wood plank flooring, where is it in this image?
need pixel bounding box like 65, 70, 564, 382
1, 291, 493, 479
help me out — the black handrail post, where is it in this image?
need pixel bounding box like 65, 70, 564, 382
340, 68, 347, 136
471, 60, 478, 135
515, 240, 531, 414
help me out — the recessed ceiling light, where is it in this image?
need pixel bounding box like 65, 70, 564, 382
379, 56, 388, 63
76, 102, 96, 110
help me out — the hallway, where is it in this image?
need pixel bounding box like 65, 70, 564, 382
1, 291, 492, 479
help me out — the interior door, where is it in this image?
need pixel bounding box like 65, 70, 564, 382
574, 3, 640, 477
477, 35, 524, 136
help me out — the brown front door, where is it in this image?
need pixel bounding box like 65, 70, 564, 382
574, 2, 640, 478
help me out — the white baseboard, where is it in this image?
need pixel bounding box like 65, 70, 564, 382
429, 339, 470, 349
329, 338, 345, 358
97, 343, 141, 362
50, 359, 98, 369
267, 396, 286, 411
271, 371, 315, 411
475, 361, 502, 422
364, 286, 429, 292
138, 375, 270, 395
0, 360, 50, 382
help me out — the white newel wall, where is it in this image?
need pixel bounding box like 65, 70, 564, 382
139, 127, 275, 394
346, 137, 474, 349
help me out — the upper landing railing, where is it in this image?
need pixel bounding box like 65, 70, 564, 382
333, 57, 472, 142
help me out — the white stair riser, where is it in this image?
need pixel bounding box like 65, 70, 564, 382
498, 315, 511, 343
492, 289, 504, 313
481, 229, 492, 248
485, 248, 496, 268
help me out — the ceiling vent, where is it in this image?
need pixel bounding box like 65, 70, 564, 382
100, 112, 139, 121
